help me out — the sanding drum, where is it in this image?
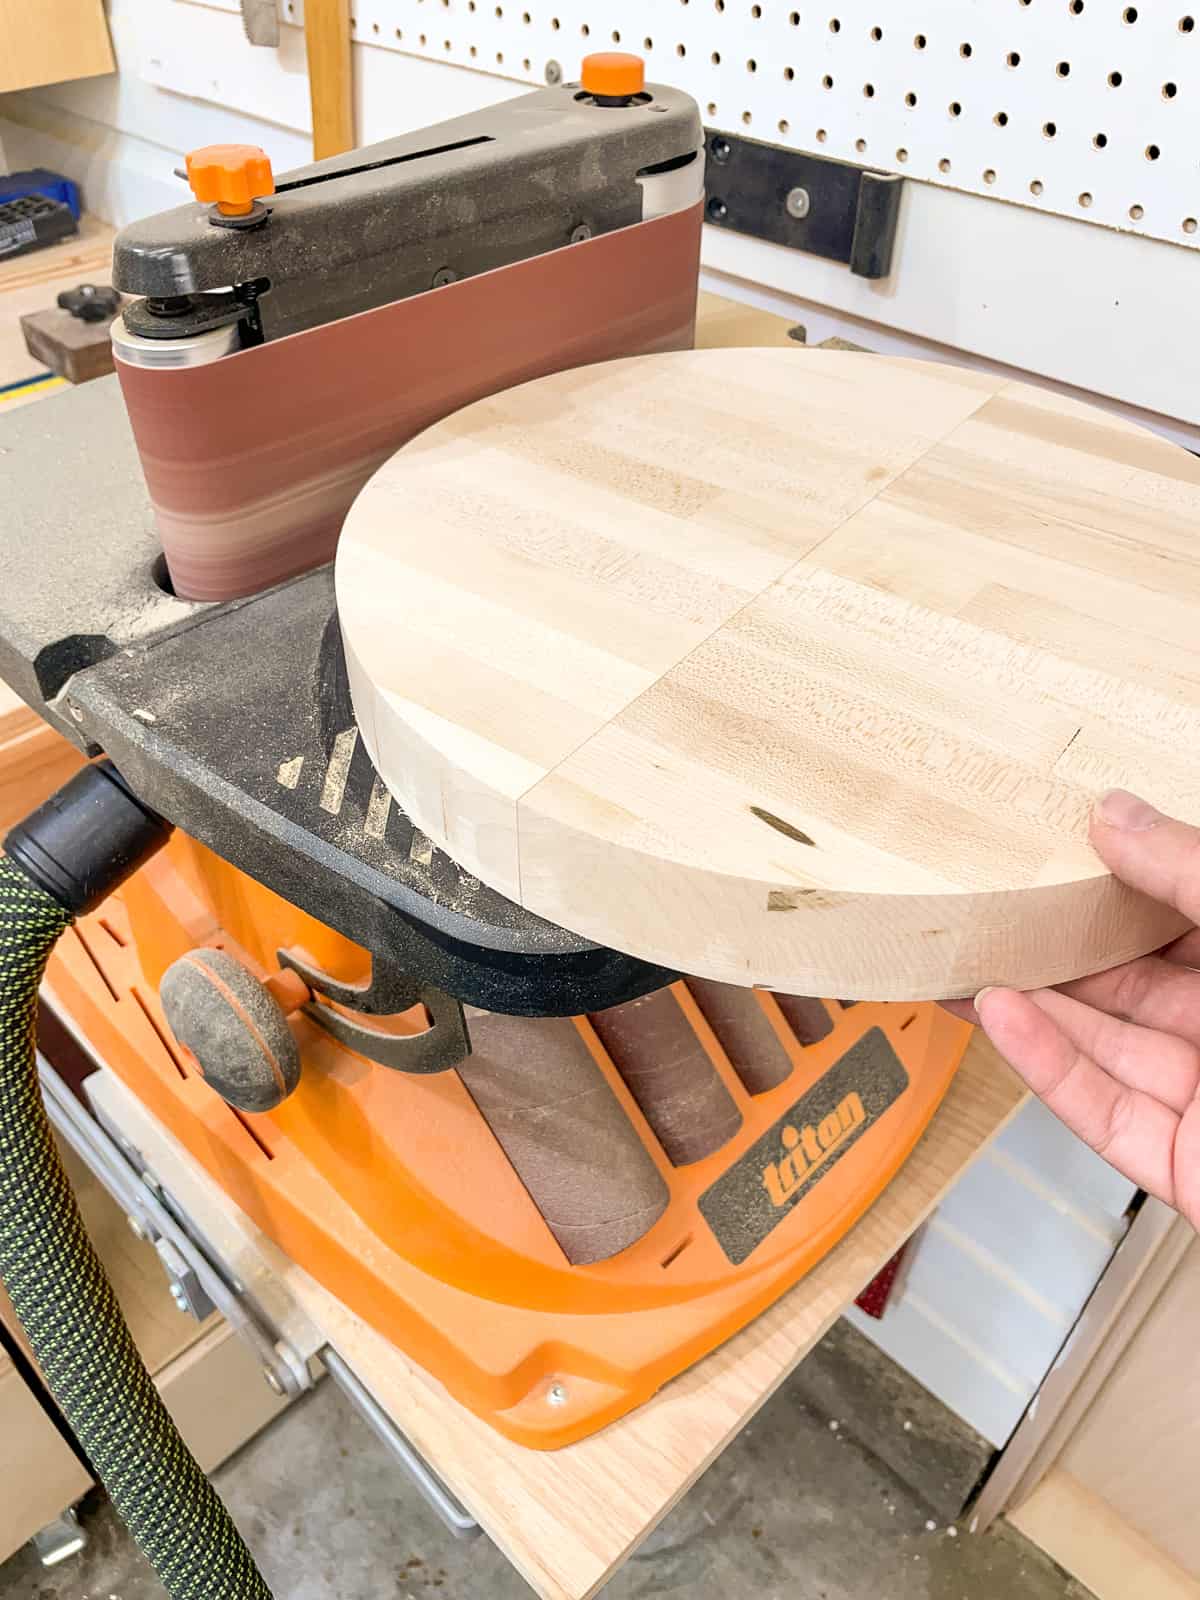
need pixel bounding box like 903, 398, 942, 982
462, 985, 838, 1266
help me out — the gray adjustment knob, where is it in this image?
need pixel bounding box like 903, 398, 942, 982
160, 948, 301, 1112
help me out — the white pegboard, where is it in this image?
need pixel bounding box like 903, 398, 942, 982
310, 0, 1200, 249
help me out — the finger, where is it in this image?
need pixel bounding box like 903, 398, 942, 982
1019, 986, 1200, 1115
1090, 790, 1200, 928
1058, 955, 1200, 1053
975, 987, 1178, 1205
1162, 926, 1200, 971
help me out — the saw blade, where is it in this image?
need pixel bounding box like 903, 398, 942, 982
241, 0, 280, 46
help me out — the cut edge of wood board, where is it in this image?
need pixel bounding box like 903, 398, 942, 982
87, 1035, 1024, 1600
1008, 1468, 1200, 1600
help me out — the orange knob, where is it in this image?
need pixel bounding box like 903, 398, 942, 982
580, 51, 646, 99
186, 144, 275, 217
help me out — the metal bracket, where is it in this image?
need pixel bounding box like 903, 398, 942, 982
703, 129, 904, 279
277, 948, 472, 1075
31, 1509, 88, 1568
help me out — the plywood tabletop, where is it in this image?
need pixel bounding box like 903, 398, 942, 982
338, 348, 1200, 1000
86, 1034, 1024, 1600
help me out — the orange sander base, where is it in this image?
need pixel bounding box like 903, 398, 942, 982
43, 832, 970, 1449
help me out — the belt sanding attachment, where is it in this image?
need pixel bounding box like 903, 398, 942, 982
588, 990, 743, 1165
458, 1012, 669, 1266
160, 948, 301, 1112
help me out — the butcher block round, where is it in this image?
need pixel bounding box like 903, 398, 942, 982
335, 349, 1200, 1000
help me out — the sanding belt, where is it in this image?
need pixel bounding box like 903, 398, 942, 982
116, 205, 703, 602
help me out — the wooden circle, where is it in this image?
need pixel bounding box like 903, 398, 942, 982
336, 349, 1200, 999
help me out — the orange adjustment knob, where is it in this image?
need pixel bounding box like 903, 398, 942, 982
580, 51, 646, 101
186, 143, 275, 217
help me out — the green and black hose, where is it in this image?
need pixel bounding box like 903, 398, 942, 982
0, 761, 273, 1599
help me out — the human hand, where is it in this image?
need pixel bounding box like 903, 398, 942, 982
946, 789, 1200, 1230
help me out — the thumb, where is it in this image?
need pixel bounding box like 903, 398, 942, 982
1089, 790, 1200, 927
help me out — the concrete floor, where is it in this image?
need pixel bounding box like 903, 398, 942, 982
0, 1371, 1092, 1600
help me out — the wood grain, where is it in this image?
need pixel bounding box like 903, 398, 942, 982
1009, 1468, 1200, 1600
0, 0, 114, 94
1059, 1239, 1200, 1577
338, 349, 1200, 999
88, 1036, 1025, 1600
304, 0, 353, 160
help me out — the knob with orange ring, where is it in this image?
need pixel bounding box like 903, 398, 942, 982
580, 51, 646, 105
186, 144, 275, 217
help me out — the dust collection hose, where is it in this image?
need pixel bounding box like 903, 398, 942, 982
0, 761, 273, 1599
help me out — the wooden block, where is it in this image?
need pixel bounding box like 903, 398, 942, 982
0, 215, 115, 392
0, 0, 114, 93
20, 303, 119, 384
87, 1035, 1025, 1600
338, 348, 1200, 1000
304, 0, 353, 159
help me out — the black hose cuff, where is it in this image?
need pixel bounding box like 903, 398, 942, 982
4, 760, 169, 916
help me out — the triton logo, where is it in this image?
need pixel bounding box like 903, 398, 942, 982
761, 1091, 868, 1207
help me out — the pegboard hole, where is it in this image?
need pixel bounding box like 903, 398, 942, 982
778, 118, 790, 133
914, 32, 927, 48
816, 126, 828, 140
784, 65, 795, 79
1030, 178, 1044, 194
711, 49, 720, 62
522, 55, 531, 68
870, 24, 883, 40
371, 20, 379, 32
829, 17, 841, 32
742, 109, 752, 123
1146, 143, 1161, 159
983, 167, 996, 183
822, 73, 834, 87
1078, 190, 1093, 207
960, 41, 973, 57
496, 49, 503, 61
896, 146, 909, 161
1056, 60, 1071, 77
994, 110, 1008, 126
1123, 5, 1138, 19
676, 41, 685, 54
746, 58, 757, 71
1181, 14, 1196, 31
789, 10, 800, 24
938, 156, 951, 172
706, 100, 717, 113
1093, 131, 1108, 147
1129, 202, 1144, 218
1007, 51, 1021, 66
1163, 81, 1178, 98
643, 35, 653, 48
611, 27, 620, 40
1069, 0, 1084, 13
1184, 217, 1198, 233
855, 136, 868, 151
751, 2, 762, 13
863, 81, 875, 96
905, 90, 918, 106
1043, 120, 1057, 137
949, 100, 962, 116
550, 14, 559, 27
